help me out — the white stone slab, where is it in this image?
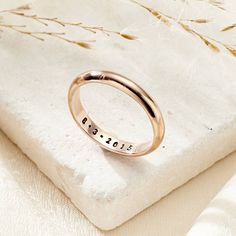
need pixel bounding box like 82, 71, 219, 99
0, 0, 236, 230
1, 128, 236, 236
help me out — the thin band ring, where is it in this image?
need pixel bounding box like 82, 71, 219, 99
68, 71, 165, 157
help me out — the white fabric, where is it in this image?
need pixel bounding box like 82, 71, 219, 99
1, 129, 236, 235
0, 0, 236, 230
188, 170, 236, 236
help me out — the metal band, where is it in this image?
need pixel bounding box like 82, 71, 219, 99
68, 71, 165, 157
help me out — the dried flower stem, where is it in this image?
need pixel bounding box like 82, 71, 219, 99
129, 0, 211, 26
0, 23, 93, 48
197, 0, 225, 10
0, 4, 31, 13
0, 6, 137, 41
179, 22, 219, 52
0, 3, 137, 49
130, 0, 236, 57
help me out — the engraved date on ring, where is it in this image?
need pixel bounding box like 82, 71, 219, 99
82, 117, 133, 151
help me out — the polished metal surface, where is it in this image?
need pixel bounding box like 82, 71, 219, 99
68, 71, 165, 157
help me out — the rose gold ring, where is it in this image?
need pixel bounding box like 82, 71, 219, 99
68, 71, 165, 157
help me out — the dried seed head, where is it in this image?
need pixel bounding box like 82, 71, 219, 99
192, 19, 210, 23
221, 24, 236, 32
120, 33, 137, 40
76, 41, 91, 49
225, 46, 236, 57
203, 39, 219, 52
15, 4, 31, 11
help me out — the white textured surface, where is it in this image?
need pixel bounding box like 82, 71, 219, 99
188, 170, 236, 236
0, 0, 236, 230
1, 129, 236, 236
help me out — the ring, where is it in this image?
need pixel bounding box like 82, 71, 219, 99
68, 71, 165, 157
